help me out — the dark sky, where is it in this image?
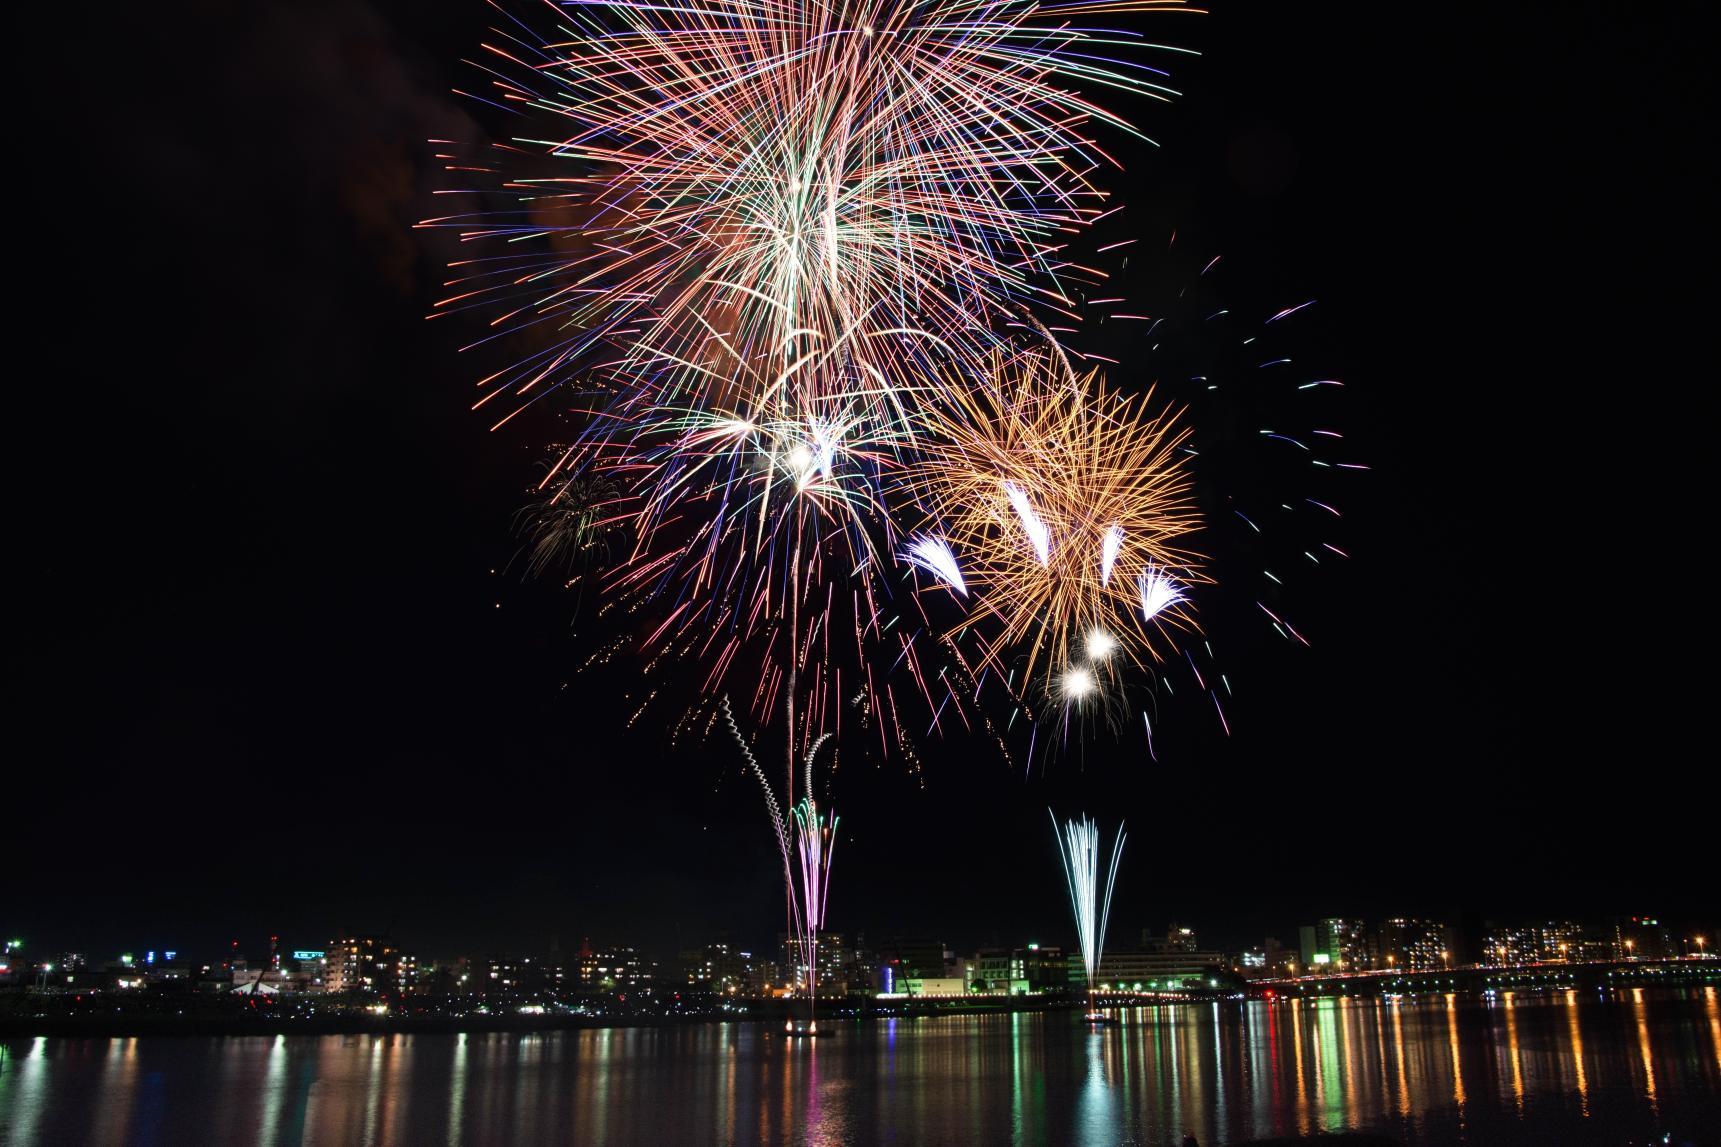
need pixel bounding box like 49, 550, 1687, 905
10, 1, 1714, 963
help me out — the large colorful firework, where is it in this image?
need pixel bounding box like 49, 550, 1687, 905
429, 0, 1363, 828
420, 0, 1207, 755
421, 0, 1199, 428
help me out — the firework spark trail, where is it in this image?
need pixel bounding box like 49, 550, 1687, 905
1100, 523, 1124, 587
1138, 563, 1185, 621
794, 798, 837, 947
902, 535, 966, 596
721, 695, 802, 939
1050, 810, 1126, 1001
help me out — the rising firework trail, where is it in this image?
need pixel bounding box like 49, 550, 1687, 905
792, 790, 838, 1035
722, 695, 839, 1035
1050, 811, 1126, 1020
722, 696, 801, 963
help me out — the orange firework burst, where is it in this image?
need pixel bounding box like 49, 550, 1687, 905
904, 345, 1204, 687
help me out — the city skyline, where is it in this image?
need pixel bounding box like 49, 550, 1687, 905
9, 908, 1712, 984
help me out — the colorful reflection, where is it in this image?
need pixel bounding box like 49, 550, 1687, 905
2, 989, 1718, 1145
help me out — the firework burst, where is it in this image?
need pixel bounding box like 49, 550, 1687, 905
579, 325, 922, 749
519, 470, 626, 579
419, 0, 1199, 428
427, 3, 1356, 770
904, 346, 1205, 694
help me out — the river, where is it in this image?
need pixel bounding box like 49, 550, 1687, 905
3, 987, 1718, 1145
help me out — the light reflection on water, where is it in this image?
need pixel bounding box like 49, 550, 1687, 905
2, 988, 1719, 1146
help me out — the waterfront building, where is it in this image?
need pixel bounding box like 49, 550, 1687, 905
901, 976, 966, 997
1615, 916, 1674, 960
576, 942, 653, 989
874, 937, 950, 977
775, 932, 854, 992
870, 937, 952, 994
1084, 948, 1226, 991
1142, 924, 1201, 953
1261, 938, 1295, 977
1379, 918, 1453, 971
1018, 944, 1068, 990
326, 935, 415, 995
1483, 921, 1599, 965
1317, 918, 1371, 970
964, 949, 1030, 994
682, 942, 752, 990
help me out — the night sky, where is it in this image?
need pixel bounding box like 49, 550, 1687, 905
11, 1, 1714, 962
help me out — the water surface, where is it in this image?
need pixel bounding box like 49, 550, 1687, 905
4, 987, 1718, 1145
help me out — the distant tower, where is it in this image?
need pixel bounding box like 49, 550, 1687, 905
270, 935, 280, 971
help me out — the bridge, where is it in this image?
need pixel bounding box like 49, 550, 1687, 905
1244, 956, 1719, 999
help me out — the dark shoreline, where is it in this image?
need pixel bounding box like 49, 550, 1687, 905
6, 979, 1710, 1041
0, 993, 1110, 1040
